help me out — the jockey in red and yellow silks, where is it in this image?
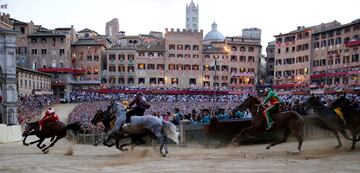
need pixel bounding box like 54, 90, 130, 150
39, 108, 59, 131
261, 88, 283, 130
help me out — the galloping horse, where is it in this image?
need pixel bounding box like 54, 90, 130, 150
302, 95, 351, 148
331, 97, 360, 150
231, 95, 304, 151
104, 102, 179, 157
22, 121, 81, 153
91, 109, 153, 151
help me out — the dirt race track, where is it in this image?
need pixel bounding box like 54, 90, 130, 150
1, 104, 360, 173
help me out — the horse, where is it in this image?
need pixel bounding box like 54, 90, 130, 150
105, 102, 179, 157
302, 95, 352, 149
231, 95, 304, 151
91, 109, 154, 151
22, 121, 81, 153
331, 97, 360, 150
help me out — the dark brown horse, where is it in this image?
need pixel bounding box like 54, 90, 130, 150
231, 95, 304, 151
331, 97, 360, 150
302, 95, 351, 149
22, 121, 81, 153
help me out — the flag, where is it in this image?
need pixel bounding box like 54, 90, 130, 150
0, 4, 7, 9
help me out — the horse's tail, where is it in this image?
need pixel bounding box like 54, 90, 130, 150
66, 122, 81, 133
163, 121, 180, 145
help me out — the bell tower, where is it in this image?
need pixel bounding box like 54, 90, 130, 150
186, 0, 199, 31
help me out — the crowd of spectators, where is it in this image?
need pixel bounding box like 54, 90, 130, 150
67, 90, 360, 134
17, 95, 59, 124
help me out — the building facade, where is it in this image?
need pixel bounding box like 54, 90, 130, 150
310, 19, 360, 92
16, 66, 52, 97
105, 18, 119, 43
265, 41, 275, 84
0, 24, 18, 125
186, 0, 199, 31
71, 28, 108, 89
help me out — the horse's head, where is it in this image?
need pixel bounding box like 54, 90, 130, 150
22, 121, 39, 137
331, 96, 350, 109
91, 110, 104, 125
239, 95, 261, 111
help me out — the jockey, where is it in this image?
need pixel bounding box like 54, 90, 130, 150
124, 92, 150, 127
333, 89, 347, 124
39, 108, 59, 131
261, 88, 283, 130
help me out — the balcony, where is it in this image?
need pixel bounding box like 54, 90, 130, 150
345, 40, 360, 47
68, 79, 101, 85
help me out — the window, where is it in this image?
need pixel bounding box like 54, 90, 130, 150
184, 64, 191, 70
321, 40, 326, 47
128, 66, 134, 72
192, 65, 199, 70
59, 49, 64, 56
248, 47, 254, 52
185, 45, 191, 50
41, 38, 46, 43
185, 54, 191, 58
177, 54, 183, 58
335, 37, 342, 45
169, 54, 175, 58
168, 64, 175, 70
158, 78, 164, 84
193, 54, 199, 58
109, 65, 116, 72
276, 59, 282, 65
148, 52, 154, 57
138, 64, 145, 70
239, 56, 246, 62
221, 65, 228, 71
87, 55, 92, 61
147, 64, 155, 70
93, 67, 99, 74
118, 54, 125, 61
189, 78, 196, 85
205, 55, 210, 59
118, 77, 125, 84
231, 68, 237, 73
177, 45, 183, 50
138, 78, 145, 84
248, 68, 255, 73
352, 54, 359, 62
128, 77, 134, 84
128, 54, 134, 61
343, 77, 348, 84
240, 68, 246, 72
150, 78, 157, 84
240, 47, 246, 52
31, 49, 37, 55
277, 49, 281, 54
139, 52, 145, 56
248, 56, 255, 62
193, 45, 199, 50
314, 42, 320, 49
158, 53, 164, 57
93, 55, 99, 61
109, 54, 115, 61
343, 56, 350, 64
157, 64, 164, 70
41, 49, 47, 55
335, 58, 341, 64
31, 39, 37, 43
231, 46, 237, 51
286, 47, 289, 53
231, 56, 237, 62
171, 78, 178, 85
168, 44, 175, 50
118, 65, 125, 72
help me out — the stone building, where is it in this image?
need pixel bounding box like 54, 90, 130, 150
310, 19, 360, 93
273, 21, 340, 89
105, 18, 119, 44
16, 66, 52, 97
186, 0, 199, 31
265, 41, 275, 84
0, 20, 18, 125
71, 28, 109, 89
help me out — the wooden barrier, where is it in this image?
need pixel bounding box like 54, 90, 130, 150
69, 115, 332, 146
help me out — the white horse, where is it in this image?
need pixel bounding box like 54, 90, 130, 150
105, 103, 179, 157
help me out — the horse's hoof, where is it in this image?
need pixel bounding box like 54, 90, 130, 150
334, 145, 341, 149
23, 143, 29, 146
93, 143, 98, 146
42, 149, 49, 154
266, 146, 270, 150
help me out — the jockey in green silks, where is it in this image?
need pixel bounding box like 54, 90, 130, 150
261, 88, 283, 130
